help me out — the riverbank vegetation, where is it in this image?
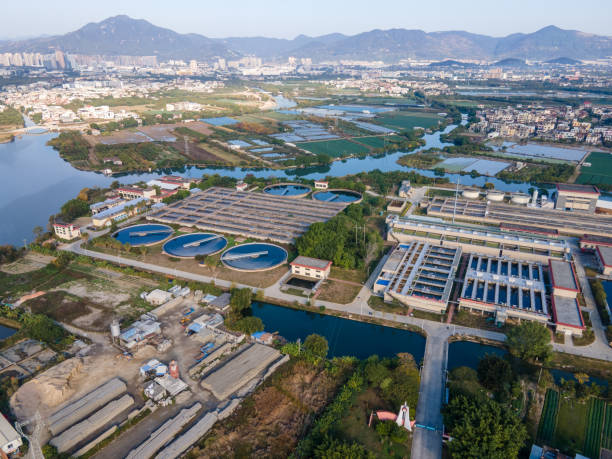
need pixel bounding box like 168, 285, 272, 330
0, 106, 24, 129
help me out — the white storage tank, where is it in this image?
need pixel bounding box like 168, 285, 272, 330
110, 320, 120, 338
462, 189, 480, 199
486, 190, 505, 201
511, 193, 530, 205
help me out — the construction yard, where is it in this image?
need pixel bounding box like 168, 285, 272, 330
6, 259, 290, 458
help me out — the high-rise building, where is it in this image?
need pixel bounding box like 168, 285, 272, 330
217, 58, 226, 70
55, 50, 66, 69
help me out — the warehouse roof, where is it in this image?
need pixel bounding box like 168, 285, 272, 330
596, 245, 612, 268
551, 295, 585, 329
549, 259, 578, 292
556, 183, 600, 195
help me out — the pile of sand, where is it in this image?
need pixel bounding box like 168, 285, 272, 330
11, 357, 84, 421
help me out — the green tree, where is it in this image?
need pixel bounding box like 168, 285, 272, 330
21, 314, 66, 345
313, 436, 374, 459
444, 395, 527, 459
230, 288, 252, 314
506, 321, 552, 363
233, 316, 264, 335
60, 198, 89, 221
303, 334, 329, 360
477, 354, 514, 394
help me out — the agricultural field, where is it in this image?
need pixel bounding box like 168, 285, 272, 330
584, 398, 606, 458
576, 151, 612, 186
553, 397, 588, 453
537, 389, 559, 443
297, 138, 371, 157
372, 111, 442, 131
603, 404, 612, 450
353, 135, 403, 149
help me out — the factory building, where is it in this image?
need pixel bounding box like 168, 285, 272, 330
548, 259, 585, 336
387, 215, 568, 262
554, 184, 600, 213
580, 233, 612, 251
458, 254, 549, 324
595, 245, 612, 276
373, 241, 461, 313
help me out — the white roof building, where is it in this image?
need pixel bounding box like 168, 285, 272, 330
0, 413, 22, 455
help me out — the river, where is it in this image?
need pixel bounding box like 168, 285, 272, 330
252, 302, 426, 362
0, 108, 542, 246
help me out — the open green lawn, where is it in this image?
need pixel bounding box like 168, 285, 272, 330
296, 138, 371, 157
372, 111, 442, 131
577, 151, 612, 186
553, 397, 588, 454
353, 135, 403, 149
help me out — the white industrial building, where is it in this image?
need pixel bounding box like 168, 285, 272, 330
0, 413, 22, 455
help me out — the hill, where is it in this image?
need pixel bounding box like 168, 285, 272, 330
2, 17, 611, 63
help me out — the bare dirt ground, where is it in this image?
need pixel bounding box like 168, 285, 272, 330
1, 253, 55, 274
53, 280, 131, 308
193, 360, 346, 458
317, 279, 362, 304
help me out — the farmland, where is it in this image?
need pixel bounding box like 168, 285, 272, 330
372, 111, 442, 131
576, 151, 612, 186
603, 404, 612, 450
296, 138, 371, 157
537, 389, 559, 443
584, 398, 606, 458
353, 135, 403, 149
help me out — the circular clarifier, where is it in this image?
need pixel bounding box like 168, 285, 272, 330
312, 189, 362, 203
162, 233, 227, 258
112, 224, 173, 246
221, 243, 288, 271
263, 183, 311, 198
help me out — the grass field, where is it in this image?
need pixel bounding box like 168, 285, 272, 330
297, 138, 371, 157
576, 151, 612, 186
353, 135, 403, 149
372, 111, 442, 131
537, 389, 559, 443
554, 397, 588, 454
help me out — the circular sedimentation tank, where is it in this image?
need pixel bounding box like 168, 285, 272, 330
112, 224, 173, 246
162, 233, 227, 258
462, 189, 480, 199
263, 183, 311, 198
312, 189, 362, 203
486, 190, 505, 201
220, 243, 288, 271
511, 193, 530, 204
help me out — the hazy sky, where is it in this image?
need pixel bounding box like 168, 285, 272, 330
4, 0, 612, 39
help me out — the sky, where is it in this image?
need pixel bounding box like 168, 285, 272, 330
3, 0, 612, 40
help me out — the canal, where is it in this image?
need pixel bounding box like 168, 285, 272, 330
252, 302, 426, 362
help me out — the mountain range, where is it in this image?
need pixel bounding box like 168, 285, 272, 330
1, 15, 611, 63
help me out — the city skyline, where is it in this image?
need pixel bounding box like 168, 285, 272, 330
3, 0, 612, 40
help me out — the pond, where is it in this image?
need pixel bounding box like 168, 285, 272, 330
251, 302, 426, 362
0, 324, 17, 341
448, 341, 609, 388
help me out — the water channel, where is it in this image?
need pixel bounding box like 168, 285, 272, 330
0, 324, 17, 341
252, 302, 426, 362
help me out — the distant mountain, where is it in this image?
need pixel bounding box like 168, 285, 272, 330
0, 15, 236, 61
1, 17, 611, 63
215, 33, 347, 58
494, 58, 527, 67
546, 56, 582, 65
428, 60, 479, 68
